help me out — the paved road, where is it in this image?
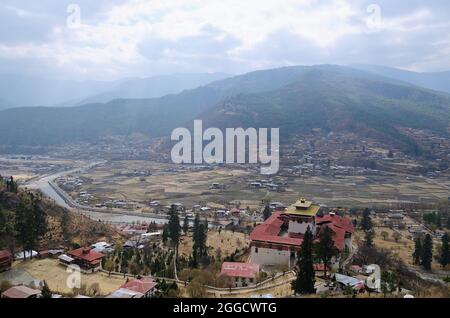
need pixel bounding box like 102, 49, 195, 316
23, 161, 169, 224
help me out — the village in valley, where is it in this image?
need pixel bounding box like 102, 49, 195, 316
1, 155, 449, 298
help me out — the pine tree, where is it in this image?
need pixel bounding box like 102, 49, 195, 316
162, 225, 169, 244
262, 205, 271, 221
41, 281, 52, 298
168, 205, 181, 247
192, 214, 207, 266
292, 226, 315, 294
361, 208, 373, 231
15, 200, 32, 260
364, 229, 375, 248
315, 226, 337, 278
183, 215, 189, 235
436, 213, 442, 229
421, 234, 433, 270
412, 237, 422, 265
439, 233, 450, 268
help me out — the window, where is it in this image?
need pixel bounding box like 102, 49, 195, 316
255, 247, 258, 253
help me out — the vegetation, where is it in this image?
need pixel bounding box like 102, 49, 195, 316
191, 214, 208, 267
380, 270, 399, 297
41, 281, 52, 298
421, 234, 433, 271
314, 227, 338, 278
360, 208, 373, 231
413, 238, 422, 265
262, 205, 271, 221
292, 226, 315, 294
363, 229, 375, 248
439, 233, 449, 268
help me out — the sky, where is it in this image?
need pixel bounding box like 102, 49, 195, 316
0, 0, 449, 80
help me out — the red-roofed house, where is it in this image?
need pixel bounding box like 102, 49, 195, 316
249, 199, 354, 270
120, 278, 158, 298
221, 262, 260, 287
67, 247, 105, 273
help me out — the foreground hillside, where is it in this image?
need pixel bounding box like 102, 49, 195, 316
0, 65, 449, 154
0, 181, 121, 255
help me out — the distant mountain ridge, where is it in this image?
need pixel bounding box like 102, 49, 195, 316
0, 72, 230, 110
0, 65, 449, 155
351, 64, 450, 95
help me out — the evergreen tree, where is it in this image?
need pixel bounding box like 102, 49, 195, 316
364, 229, 375, 248
361, 208, 373, 231
446, 217, 450, 230
439, 233, 450, 268
14, 200, 33, 260
436, 213, 442, 229
162, 225, 169, 244
168, 205, 181, 246
421, 234, 433, 270
412, 237, 422, 265
262, 205, 271, 221
41, 281, 52, 298
292, 227, 315, 294
183, 215, 189, 235
314, 227, 337, 278
192, 214, 207, 266
0, 206, 16, 251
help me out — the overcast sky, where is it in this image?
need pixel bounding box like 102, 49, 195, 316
1, 0, 449, 80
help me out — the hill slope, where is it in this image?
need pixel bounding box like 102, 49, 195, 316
0, 65, 449, 153
351, 64, 450, 95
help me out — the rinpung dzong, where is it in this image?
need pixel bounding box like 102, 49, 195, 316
250, 198, 354, 269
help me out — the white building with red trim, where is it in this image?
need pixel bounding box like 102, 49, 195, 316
249, 199, 354, 269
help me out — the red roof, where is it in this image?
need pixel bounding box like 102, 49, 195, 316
316, 214, 354, 234
317, 223, 346, 250
68, 248, 104, 263
250, 212, 303, 246
250, 212, 353, 250
120, 278, 157, 294
221, 262, 260, 279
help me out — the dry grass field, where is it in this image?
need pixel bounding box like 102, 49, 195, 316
14, 258, 127, 296
72, 160, 450, 209
179, 230, 250, 258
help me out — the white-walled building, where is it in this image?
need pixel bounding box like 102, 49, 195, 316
249, 198, 354, 269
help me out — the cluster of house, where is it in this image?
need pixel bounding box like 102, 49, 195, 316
249, 180, 285, 192
0, 277, 158, 299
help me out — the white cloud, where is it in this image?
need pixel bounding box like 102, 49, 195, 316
0, 0, 448, 79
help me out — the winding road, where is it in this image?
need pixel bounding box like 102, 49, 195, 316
23, 161, 169, 224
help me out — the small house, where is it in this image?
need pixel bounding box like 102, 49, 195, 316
220, 262, 260, 287
67, 247, 105, 273
1, 286, 42, 299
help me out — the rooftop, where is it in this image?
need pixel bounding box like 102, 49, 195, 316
120, 278, 157, 294
250, 212, 303, 246
285, 198, 321, 216
68, 247, 104, 263
2, 286, 42, 298
221, 262, 260, 279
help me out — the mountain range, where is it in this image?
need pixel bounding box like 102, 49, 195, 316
0, 73, 229, 110
0, 65, 449, 155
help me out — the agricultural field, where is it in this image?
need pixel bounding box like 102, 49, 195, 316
72, 160, 450, 209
